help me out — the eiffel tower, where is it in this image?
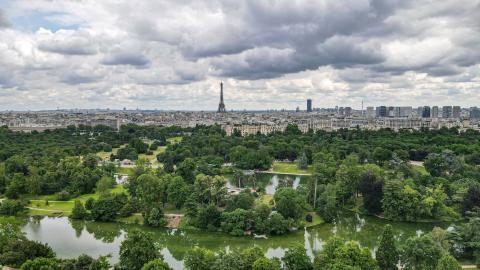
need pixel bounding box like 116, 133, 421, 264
217, 82, 226, 113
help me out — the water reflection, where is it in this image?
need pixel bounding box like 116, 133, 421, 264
21, 212, 452, 270
226, 173, 309, 195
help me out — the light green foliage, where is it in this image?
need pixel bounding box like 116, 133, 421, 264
96, 176, 114, 196
240, 246, 265, 269
184, 247, 216, 270
213, 251, 245, 270
400, 234, 442, 270
283, 245, 313, 270
252, 257, 281, 270
194, 174, 227, 206
314, 237, 378, 270
119, 229, 160, 270
437, 254, 461, 270
141, 259, 173, 270
0, 216, 24, 248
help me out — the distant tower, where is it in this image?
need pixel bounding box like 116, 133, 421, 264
307, 99, 312, 112
217, 82, 226, 113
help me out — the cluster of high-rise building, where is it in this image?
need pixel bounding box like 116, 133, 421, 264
1, 85, 479, 135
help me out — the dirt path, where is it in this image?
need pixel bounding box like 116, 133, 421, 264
165, 214, 184, 228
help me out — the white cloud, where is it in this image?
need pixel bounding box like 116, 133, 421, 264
0, 0, 479, 110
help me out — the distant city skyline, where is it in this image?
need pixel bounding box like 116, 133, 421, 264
0, 1, 479, 111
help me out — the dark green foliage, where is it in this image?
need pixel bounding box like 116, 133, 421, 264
196, 204, 222, 230
268, 212, 289, 235
70, 200, 88, 220
376, 225, 398, 270
0, 239, 55, 268
462, 186, 480, 216
90, 194, 127, 222
85, 198, 95, 210
297, 152, 308, 170
400, 234, 442, 270
0, 199, 26, 216
116, 146, 139, 161
118, 229, 160, 270
167, 176, 189, 208
176, 158, 196, 184
274, 188, 307, 220
21, 257, 59, 270
225, 190, 255, 211
145, 207, 167, 228
359, 170, 383, 214
221, 208, 253, 236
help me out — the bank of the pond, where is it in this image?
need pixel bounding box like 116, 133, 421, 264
18, 212, 455, 270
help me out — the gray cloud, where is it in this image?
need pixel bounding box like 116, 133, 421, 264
1, 0, 480, 110
101, 51, 149, 67
0, 9, 11, 28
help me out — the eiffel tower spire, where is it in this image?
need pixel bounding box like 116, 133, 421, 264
217, 82, 226, 113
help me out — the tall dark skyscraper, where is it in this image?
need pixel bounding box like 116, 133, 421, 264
217, 82, 226, 113
422, 106, 431, 118
307, 99, 312, 112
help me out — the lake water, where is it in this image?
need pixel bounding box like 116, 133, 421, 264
21, 213, 451, 270
19, 173, 453, 269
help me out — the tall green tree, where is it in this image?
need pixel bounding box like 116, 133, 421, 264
118, 229, 159, 270
376, 225, 398, 270
437, 254, 461, 270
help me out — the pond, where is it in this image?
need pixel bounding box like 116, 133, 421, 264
21, 212, 453, 270
226, 173, 309, 195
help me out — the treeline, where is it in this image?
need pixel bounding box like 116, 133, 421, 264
0, 124, 185, 162
158, 125, 480, 172
0, 124, 184, 199
2, 215, 473, 270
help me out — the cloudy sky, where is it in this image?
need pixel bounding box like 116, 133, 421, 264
0, 0, 479, 111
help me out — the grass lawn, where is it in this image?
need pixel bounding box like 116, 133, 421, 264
96, 144, 127, 160
117, 213, 144, 224
168, 136, 183, 144
26, 185, 128, 216
116, 166, 135, 174
256, 194, 274, 206
76, 185, 127, 202
139, 146, 166, 163
271, 161, 313, 175
412, 164, 429, 176
28, 201, 74, 217
305, 212, 323, 228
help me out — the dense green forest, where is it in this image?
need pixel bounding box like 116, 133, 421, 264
2, 124, 480, 268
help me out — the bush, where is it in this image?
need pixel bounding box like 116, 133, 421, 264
56, 190, 71, 201
0, 200, 25, 216
70, 200, 88, 220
